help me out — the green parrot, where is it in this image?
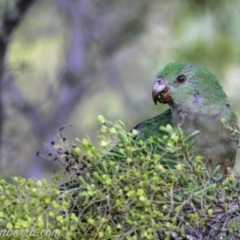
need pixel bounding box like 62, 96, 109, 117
134, 62, 239, 173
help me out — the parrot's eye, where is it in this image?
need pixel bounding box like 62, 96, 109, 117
156, 78, 161, 84
176, 75, 186, 84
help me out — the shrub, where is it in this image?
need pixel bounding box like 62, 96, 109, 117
0, 116, 240, 240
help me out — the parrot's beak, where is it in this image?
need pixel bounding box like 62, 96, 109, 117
152, 80, 172, 105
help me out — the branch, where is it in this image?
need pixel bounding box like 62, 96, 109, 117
50, 0, 150, 132
4, 76, 45, 136
1, 0, 36, 39
0, 0, 36, 169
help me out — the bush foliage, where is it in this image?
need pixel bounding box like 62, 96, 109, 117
0, 116, 240, 240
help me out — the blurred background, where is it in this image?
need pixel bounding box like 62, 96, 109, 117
0, 0, 240, 179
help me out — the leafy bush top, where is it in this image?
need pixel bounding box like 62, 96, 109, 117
1, 116, 240, 240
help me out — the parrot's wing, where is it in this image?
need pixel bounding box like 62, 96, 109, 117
134, 109, 188, 168
133, 109, 172, 141
133, 109, 178, 168
110, 109, 172, 158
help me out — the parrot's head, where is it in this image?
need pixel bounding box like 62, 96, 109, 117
152, 62, 229, 110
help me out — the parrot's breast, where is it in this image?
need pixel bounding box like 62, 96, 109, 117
171, 105, 238, 169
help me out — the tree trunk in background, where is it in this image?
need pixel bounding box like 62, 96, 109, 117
25, 0, 150, 179
26, 0, 94, 178
0, 0, 36, 171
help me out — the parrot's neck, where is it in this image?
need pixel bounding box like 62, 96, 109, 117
169, 102, 225, 133
169, 98, 226, 120
170, 102, 203, 121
